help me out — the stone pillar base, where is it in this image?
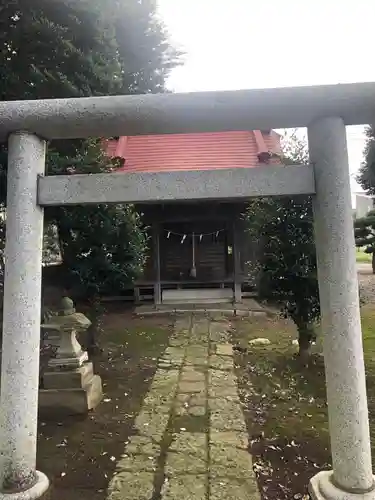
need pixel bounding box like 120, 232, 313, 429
39, 362, 103, 416
310, 471, 375, 500
0, 471, 49, 500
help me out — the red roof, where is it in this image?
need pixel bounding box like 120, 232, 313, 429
104, 130, 281, 173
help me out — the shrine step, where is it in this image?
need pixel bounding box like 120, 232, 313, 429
162, 288, 233, 304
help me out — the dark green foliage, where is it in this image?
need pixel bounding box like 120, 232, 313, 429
246, 132, 320, 355
358, 126, 375, 195
355, 211, 375, 249
357, 125, 375, 274
46, 139, 148, 297
354, 210, 375, 272
0, 0, 180, 101
0, 0, 180, 297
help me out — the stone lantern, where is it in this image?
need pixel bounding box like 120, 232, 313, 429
39, 297, 103, 415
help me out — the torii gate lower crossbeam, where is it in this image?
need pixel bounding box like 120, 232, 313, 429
0, 83, 375, 500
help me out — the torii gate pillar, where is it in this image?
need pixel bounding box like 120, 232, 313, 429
0, 132, 49, 499
309, 117, 375, 499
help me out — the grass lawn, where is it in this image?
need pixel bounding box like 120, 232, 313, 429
357, 248, 372, 263
233, 305, 375, 500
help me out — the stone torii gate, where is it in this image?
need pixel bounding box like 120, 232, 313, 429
0, 83, 374, 500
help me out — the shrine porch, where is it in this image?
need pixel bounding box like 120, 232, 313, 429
134, 297, 268, 316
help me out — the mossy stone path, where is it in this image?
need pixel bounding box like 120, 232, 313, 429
107, 314, 260, 500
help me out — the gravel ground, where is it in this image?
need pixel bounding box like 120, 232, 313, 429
358, 266, 375, 304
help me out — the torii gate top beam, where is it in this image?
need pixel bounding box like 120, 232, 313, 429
0, 82, 375, 141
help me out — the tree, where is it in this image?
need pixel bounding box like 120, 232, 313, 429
354, 210, 375, 273
357, 126, 375, 195
245, 132, 320, 358
0, 0, 180, 302
46, 139, 148, 298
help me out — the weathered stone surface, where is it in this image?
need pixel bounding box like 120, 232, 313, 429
126, 435, 160, 456
216, 344, 233, 356
248, 337, 271, 346
115, 453, 157, 472
38, 374, 102, 416
169, 432, 207, 458
192, 319, 210, 336
161, 474, 207, 500
209, 355, 233, 371
107, 312, 260, 500
209, 385, 238, 399
169, 337, 189, 347
178, 381, 206, 394
185, 357, 207, 367
210, 431, 248, 449
43, 361, 94, 389
180, 368, 206, 383
151, 370, 179, 393
163, 347, 185, 365
165, 451, 206, 475
175, 404, 206, 417
142, 391, 175, 414
209, 321, 231, 342
210, 445, 253, 477
177, 393, 207, 407
210, 411, 247, 432
208, 396, 240, 409
134, 411, 170, 441
186, 346, 208, 358
209, 398, 247, 432
108, 471, 155, 500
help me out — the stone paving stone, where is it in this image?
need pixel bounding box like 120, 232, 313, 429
209, 322, 231, 343
192, 318, 210, 336
126, 435, 161, 456
209, 476, 260, 500
180, 368, 206, 383
176, 393, 207, 406
172, 414, 209, 434
141, 394, 174, 414
169, 432, 207, 458
208, 395, 241, 409
134, 410, 170, 441
209, 385, 239, 398
209, 371, 237, 387
115, 453, 157, 473
158, 362, 172, 369
185, 357, 208, 367
210, 430, 248, 449
174, 316, 192, 333
148, 370, 179, 397
161, 474, 207, 500
216, 344, 233, 356
209, 354, 234, 371
175, 404, 206, 417
107, 314, 260, 500
210, 445, 253, 477
165, 451, 207, 475
107, 471, 155, 500
210, 410, 247, 432
178, 380, 206, 394
169, 337, 189, 347
186, 346, 208, 357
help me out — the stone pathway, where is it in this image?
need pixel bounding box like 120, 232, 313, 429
107, 313, 260, 500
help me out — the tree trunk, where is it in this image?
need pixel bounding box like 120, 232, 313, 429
86, 297, 104, 355
372, 252, 375, 274
297, 323, 315, 359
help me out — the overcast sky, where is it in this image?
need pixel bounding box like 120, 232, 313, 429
157, 0, 375, 196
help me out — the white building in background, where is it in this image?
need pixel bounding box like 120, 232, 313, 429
355, 192, 375, 218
